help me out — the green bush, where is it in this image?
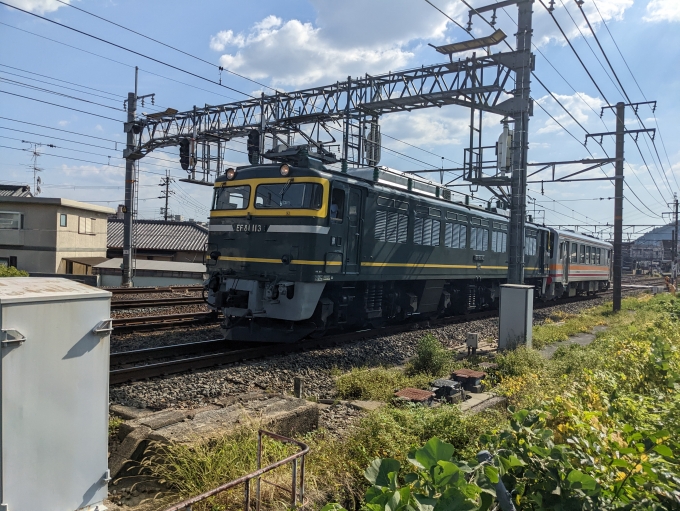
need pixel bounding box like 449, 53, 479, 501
0, 266, 28, 277
406, 333, 452, 377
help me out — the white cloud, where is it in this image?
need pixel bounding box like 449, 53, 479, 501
3, 0, 69, 14
534, 92, 603, 136
58, 120, 69, 126
94, 124, 103, 132
644, 0, 680, 22
210, 1, 464, 87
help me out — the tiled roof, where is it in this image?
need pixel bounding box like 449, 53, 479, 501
0, 184, 33, 197
107, 219, 208, 252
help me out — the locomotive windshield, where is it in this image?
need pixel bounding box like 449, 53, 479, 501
213, 185, 251, 210
254, 182, 323, 209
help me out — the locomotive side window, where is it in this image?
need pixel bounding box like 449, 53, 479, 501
414, 216, 441, 246
375, 210, 407, 243
524, 230, 537, 256
470, 227, 489, 251
444, 223, 467, 249
330, 188, 345, 221
491, 231, 507, 253
255, 182, 323, 209
571, 243, 578, 263
213, 185, 251, 210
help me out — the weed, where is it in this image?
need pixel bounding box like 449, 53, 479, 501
406, 333, 452, 377
335, 367, 431, 401
0, 266, 28, 277
109, 416, 123, 437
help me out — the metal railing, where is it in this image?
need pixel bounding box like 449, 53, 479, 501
162, 430, 309, 511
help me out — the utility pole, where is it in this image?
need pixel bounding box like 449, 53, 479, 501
122, 67, 154, 287
613, 102, 624, 312
507, 0, 533, 284
588, 102, 656, 312
674, 194, 678, 263
159, 169, 174, 221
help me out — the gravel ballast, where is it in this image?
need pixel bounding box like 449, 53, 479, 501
109, 293, 637, 410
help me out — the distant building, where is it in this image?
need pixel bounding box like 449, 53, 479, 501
631, 224, 679, 262
0, 196, 114, 274
0, 184, 33, 197
107, 218, 208, 262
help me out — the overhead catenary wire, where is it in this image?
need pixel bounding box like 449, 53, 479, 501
53, 0, 281, 94
0, 2, 255, 99
0, 90, 122, 122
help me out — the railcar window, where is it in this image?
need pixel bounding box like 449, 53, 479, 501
471, 227, 489, 251
444, 223, 467, 249
596, 248, 601, 265
571, 243, 578, 263
491, 231, 507, 253
559, 241, 564, 259
414, 217, 441, 246
375, 210, 408, 243
580, 245, 586, 264
213, 185, 251, 210
330, 188, 345, 221
255, 182, 323, 210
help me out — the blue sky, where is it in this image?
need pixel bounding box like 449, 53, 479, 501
1, 0, 678, 241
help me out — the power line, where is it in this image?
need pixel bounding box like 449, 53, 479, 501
0, 1, 254, 98
0, 21, 242, 103
0, 63, 124, 99
54, 0, 280, 94
0, 90, 122, 122
0, 76, 124, 111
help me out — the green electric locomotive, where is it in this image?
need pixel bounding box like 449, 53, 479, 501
205, 149, 551, 342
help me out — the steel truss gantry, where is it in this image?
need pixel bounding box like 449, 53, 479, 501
126, 52, 530, 166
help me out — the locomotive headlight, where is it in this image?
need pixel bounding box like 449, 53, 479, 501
226, 168, 236, 180
279, 164, 290, 176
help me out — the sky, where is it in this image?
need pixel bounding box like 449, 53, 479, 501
1, 0, 679, 242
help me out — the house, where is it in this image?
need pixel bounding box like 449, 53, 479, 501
107, 218, 208, 262
0, 196, 114, 274
0, 184, 33, 197
631, 224, 679, 262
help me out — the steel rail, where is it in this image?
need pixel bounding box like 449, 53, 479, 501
109, 285, 202, 295
111, 311, 218, 333
111, 296, 205, 310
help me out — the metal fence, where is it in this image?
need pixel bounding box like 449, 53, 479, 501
161, 429, 309, 511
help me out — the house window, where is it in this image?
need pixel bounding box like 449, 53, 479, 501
78, 217, 96, 235
60, 213, 67, 227
0, 211, 23, 230
0, 257, 8, 267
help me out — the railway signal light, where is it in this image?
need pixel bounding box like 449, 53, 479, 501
179, 138, 191, 171
247, 129, 260, 165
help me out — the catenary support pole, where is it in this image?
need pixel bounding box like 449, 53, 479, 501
507, 0, 533, 284
122, 83, 137, 287
613, 102, 625, 312
674, 194, 678, 263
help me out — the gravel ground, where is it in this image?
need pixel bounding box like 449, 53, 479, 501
111, 303, 210, 319
110, 293, 640, 410
110, 290, 203, 301
111, 323, 223, 353
318, 403, 364, 437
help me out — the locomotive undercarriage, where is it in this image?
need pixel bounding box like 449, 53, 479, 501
208, 275, 503, 342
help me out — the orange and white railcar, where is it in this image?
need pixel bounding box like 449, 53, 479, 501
544, 228, 612, 299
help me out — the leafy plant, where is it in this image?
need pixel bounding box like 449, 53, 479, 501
406, 334, 452, 377
0, 266, 28, 277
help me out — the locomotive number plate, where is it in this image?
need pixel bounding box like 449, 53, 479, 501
234, 224, 263, 232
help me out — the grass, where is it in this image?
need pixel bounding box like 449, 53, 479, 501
138, 293, 680, 510
109, 416, 123, 437
335, 367, 431, 401
0, 266, 28, 277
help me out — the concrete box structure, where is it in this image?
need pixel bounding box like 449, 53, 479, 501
94, 258, 208, 287
498, 284, 533, 350
0, 197, 114, 274
0, 278, 111, 511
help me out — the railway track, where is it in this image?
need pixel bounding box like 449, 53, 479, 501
112, 312, 218, 333
111, 296, 205, 310
109, 293, 614, 384
110, 285, 202, 296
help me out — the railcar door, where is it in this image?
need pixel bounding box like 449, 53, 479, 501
345, 187, 363, 274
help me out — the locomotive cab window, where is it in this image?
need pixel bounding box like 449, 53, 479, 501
330, 188, 345, 221
213, 185, 251, 210
255, 181, 323, 209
